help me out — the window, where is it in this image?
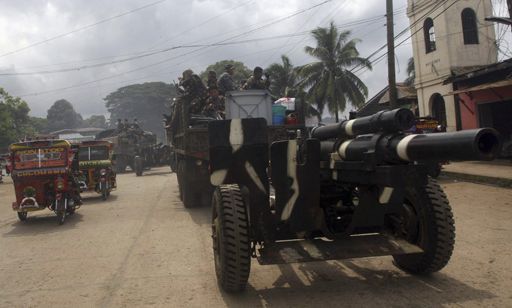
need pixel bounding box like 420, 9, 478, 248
424, 18, 436, 53
462, 8, 479, 45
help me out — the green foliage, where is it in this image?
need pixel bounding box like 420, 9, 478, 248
46, 99, 83, 132
200, 60, 251, 87
29, 117, 49, 134
0, 87, 34, 150
104, 82, 176, 141
298, 22, 371, 122
83, 115, 107, 128
265, 55, 299, 97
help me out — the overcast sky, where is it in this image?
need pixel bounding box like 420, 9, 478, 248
0, 0, 508, 119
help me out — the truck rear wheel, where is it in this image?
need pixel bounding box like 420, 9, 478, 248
392, 178, 455, 274
177, 159, 196, 207
212, 185, 251, 293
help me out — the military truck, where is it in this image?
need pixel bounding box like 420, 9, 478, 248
165, 89, 306, 208
96, 123, 157, 175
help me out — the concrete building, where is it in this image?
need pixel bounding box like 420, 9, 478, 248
407, 0, 497, 131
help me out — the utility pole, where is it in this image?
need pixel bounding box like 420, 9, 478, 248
386, 0, 398, 108
508, 0, 512, 24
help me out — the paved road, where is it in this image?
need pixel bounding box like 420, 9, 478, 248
0, 167, 511, 307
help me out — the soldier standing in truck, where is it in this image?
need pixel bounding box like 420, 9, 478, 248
217, 64, 236, 95
242, 66, 270, 90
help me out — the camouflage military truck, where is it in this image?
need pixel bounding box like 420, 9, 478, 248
164, 89, 307, 208
96, 122, 157, 174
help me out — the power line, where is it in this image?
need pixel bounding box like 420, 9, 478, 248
353, 0, 461, 76
351, 0, 451, 75
17, 0, 334, 97
0, 0, 168, 58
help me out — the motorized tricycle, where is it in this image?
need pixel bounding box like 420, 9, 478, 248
8, 139, 81, 224
77, 140, 116, 200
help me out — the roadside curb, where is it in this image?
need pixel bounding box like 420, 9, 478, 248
441, 171, 512, 188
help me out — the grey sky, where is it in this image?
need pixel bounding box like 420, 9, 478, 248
0, 0, 506, 119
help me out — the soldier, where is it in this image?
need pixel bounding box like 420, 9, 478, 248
217, 64, 237, 95
180, 69, 207, 115
207, 70, 218, 90
243, 66, 270, 90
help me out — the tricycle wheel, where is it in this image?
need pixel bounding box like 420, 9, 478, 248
392, 178, 455, 274
101, 185, 108, 201
212, 184, 251, 293
17, 211, 28, 221
57, 211, 66, 225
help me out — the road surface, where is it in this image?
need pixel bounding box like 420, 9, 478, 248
0, 167, 511, 307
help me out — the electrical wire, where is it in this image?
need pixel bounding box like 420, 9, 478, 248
0, 0, 168, 58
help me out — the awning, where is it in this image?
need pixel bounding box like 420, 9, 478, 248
446, 79, 512, 95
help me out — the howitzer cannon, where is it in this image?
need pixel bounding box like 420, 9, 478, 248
207, 110, 502, 293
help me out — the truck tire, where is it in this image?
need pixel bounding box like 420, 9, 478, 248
392, 178, 455, 274
212, 185, 251, 293
177, 159, 197, 207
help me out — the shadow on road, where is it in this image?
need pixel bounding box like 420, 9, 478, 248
175, 203, 210, 226
220, 260, 495, 307
81, 194, 119, 205
2, 212, 84, 237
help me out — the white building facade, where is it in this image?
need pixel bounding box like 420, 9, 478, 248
407, 0, 497, 131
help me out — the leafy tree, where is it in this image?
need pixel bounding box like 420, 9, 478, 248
29, 117, 49, 134
0, 87, 33, 150
200, 60, 251, 88
104, 82, 176, 141
404, 57, 415, 86
265, 55, 298, 97
298, 22, 371, 122
46, 99, 83, 132
83, 115, 107, 128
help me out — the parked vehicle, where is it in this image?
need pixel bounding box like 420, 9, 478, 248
77, 140, 116, 200
8, 139, 81, 225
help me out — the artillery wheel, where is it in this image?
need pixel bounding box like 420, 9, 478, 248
101, 186, 108, 200
212, 184, 251, 293
17, 211, 28, 221
392, 178, 455, 274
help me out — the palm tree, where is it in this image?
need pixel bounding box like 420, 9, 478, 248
298, 22, 372, 122
265, 55, 297, 97
404, 57, 415, 86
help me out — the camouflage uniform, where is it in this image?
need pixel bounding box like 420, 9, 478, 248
242, 76, 270, 90
181, 74, 207, 114
217, 72, 236, 95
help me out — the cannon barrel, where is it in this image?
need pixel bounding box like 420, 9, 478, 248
333, 128, 501, 163
311, 108, 415, 141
